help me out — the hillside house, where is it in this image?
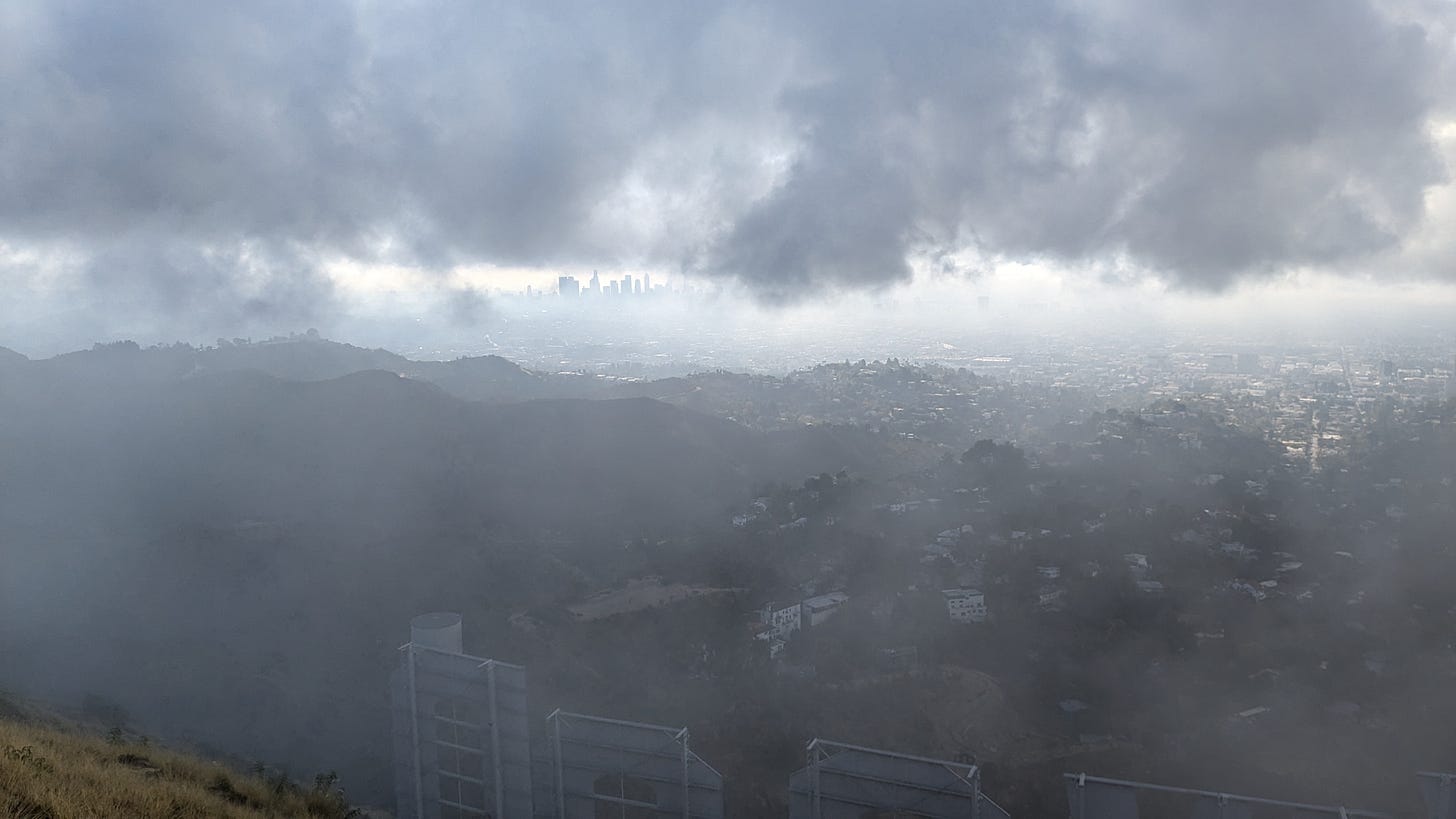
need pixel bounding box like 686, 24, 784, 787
802, 591, 850, 626
942, 588, 988, 623
760, 601, 803, 639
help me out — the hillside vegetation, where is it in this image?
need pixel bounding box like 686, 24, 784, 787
0, 342, 903, 803
0, 717, 354, 819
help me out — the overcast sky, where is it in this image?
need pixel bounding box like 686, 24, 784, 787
3, 0, 1456, 348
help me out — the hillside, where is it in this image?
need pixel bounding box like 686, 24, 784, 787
6, 337, 567, 402
0, 367, 888, 536
18, 337, 408, 385
0, 362, 901, 804
0, 715, 354, 819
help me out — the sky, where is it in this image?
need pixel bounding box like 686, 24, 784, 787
3, 0, 1456, 352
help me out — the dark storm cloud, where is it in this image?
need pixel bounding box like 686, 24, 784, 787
728, 0, 1449, 293
0, 0, 1451, 317
81, 237, 334, 328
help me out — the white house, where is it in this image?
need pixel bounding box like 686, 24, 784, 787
802, 591, 850, 626
1123, 553, 1150, 579
921, 542, 954, 560
942, 588, 988, 623
1036, 585, 1067, 611
1135, 580, 1166, 596
760, 601, 803, 639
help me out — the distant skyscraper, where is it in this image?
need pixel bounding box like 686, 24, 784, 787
588, 270, 600, 295
609, 281, 619, 296
634, 279, 642, 295
557, 276, 579, 297
643, 272, 652, 292
621, 274, 633, 295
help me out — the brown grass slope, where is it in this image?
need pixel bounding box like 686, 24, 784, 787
0, 718, 355, 819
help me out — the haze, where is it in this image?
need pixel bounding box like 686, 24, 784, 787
2, 2, 1456, 818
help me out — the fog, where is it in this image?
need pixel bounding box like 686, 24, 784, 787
3, 2, 1456, 818
2, 305, 1453, 814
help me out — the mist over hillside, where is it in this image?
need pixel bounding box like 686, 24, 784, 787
0, 339, 913, 801
6, 1, 1456, 815
1, 333, 1453, 816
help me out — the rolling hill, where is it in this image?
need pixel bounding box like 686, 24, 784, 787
0, 707, 356, 819
0, 355, 899, 805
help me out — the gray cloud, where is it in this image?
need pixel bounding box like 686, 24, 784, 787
80, 236, 336, 328
732, 0, 1449, 292
0, 0, 1451, 325
444, 286, 492, 328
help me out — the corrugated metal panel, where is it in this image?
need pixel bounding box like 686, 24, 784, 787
1063, 774, 1390, 819
543, 710, 725, 818
1419, 773, 1456, 819
1064, 777, 1138, 819
980, 793, 1013, 819
1189, 796, 1253, 819
788, 739, 984, 819
391, 644, 534, 819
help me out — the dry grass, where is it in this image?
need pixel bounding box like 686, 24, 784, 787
0, 718, 354, 819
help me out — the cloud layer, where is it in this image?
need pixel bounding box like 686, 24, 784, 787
2, 0, 1453, 324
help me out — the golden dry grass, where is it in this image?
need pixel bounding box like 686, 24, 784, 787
0, 718, 354, 819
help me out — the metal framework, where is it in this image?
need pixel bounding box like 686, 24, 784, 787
534, 710, 725, 819
390, 643, 534, 819
788, 739, 1009, 818
1419, 772, 1456, 819
1064, 773, 1391, 819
